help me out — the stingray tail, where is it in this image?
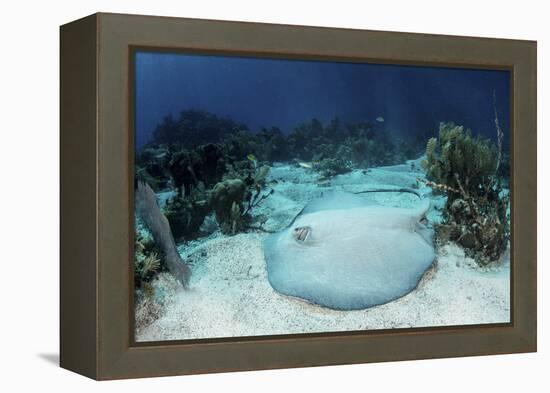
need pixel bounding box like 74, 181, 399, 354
352, 187, 422, 199
353, 187, 430, 218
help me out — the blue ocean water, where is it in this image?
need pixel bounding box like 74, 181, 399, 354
134, 51, 510, 149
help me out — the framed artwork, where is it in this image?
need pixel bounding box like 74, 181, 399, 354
60, 13, 536, 380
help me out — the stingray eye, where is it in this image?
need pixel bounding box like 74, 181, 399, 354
293, 226, 311, 242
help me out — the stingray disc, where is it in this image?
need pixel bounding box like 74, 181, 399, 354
264, 192, 435, 310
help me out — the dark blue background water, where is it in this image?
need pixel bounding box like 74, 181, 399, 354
135, 51, 510, 149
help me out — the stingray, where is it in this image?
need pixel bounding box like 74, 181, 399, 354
264, 191, 435, 310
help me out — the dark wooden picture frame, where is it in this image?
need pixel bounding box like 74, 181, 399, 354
60, 12, 536, 380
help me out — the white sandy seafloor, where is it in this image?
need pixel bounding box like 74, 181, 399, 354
135, 158, 510, 342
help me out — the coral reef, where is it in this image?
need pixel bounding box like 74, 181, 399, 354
313, 157, 353, 179
163, 190, 210, 241
423, 123, 499, 200
151, 110, 246, 147
140, 253, 161, 281
421, 122, 509, 265
169, 143, 226, 196
134, 229, 161, 288
136, 139, 276, 240
220, 126, 292, 163
137, 110, 510, 267
200, 160, 275, 235
141, 111, 426, 194
209, 178, 247, 234
135, 109, 431, 246
138, 109, 512, 263
135, 145, 172, 191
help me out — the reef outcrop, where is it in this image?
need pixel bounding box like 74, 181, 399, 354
421, 122, 509, 265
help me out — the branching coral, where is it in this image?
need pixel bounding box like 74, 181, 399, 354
243, 186, 274, 216
421, 122, 509, 265
168, 143, 225, 196
135, 145, 172, 191
163, 183, 210, 241
422, 123, 500, 200
209, 178, 247, 235
313, 157, 353, 179
134, 230, 159, 288
140, 252, 161, 280
210, 163, 274, 235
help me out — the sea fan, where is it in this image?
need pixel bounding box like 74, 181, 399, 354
136, 181, 191, 287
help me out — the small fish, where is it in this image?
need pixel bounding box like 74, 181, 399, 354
247, 153, 257, 162
298, 162, 313, 169
376, 116, 385, 123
